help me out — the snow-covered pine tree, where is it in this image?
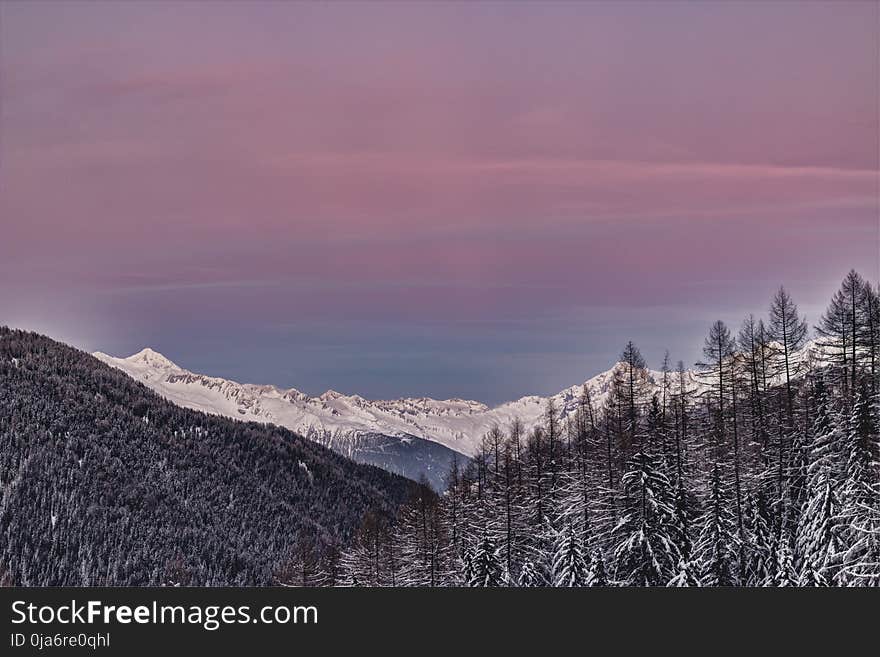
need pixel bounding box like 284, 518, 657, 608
612, 449, 680, 586
788, 423, 813, 530
667, 558, 701, 587
773, 536, 797, 587
519, 426, 556, 582
585, 549, 608, 586
517, 559, 542, 587
843, 381, 879, 500
552, 520, 588, 586
839, 485, 880, 587
338, 540, 371, 587
694, 462, 739, 586
393, 491, 452, 586
767, 288, 809, 534
460, 548, 475, 587
697, 320, 746, 573
796, 479, 841, 586
743, 491, 776, 586
795, 377, 845, 584
469, 535, 503, 587
838, 381, 880, 586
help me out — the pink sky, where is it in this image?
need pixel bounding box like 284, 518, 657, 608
1, 1, 877, 403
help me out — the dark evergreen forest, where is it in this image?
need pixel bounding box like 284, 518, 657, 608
0, 328, 422, 585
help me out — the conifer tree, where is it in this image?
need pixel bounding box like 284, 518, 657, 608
742, 492, 775, 585
670, 360, 698, 558
612, 450, 680, 585
667, 558, 701, 587
739, 315, 770, 455
585, 549, 608, 587
620, 341, 648, 455
773, 538, 796, 587
796, 481, 837, 587
517, 559, 542, 587
861, 282, 879, 393
768, 286, 808, 421
695, 463, 738, 586
552, 520, 588, 586
843, 381, 879, 500
469, 535, 503, 587
461, 548, 475, 587
839, 489, 880, 586
696, 320, 746, 557
839, 381, 880, 585
795, 377, 845, 584
697, 320, 735, 451
815, 271, 863, 395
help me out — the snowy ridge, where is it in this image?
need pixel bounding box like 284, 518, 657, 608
93, 341, 822, 459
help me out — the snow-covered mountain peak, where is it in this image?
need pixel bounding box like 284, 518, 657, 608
125, 347, 181, 370
319, 389, 345, 402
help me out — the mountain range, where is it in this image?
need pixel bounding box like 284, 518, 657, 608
87, 343, 815, 490
92, 342, 824, 487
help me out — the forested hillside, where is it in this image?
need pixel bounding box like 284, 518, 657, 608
339, 271, 880, 586
0, 329, 422, 586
